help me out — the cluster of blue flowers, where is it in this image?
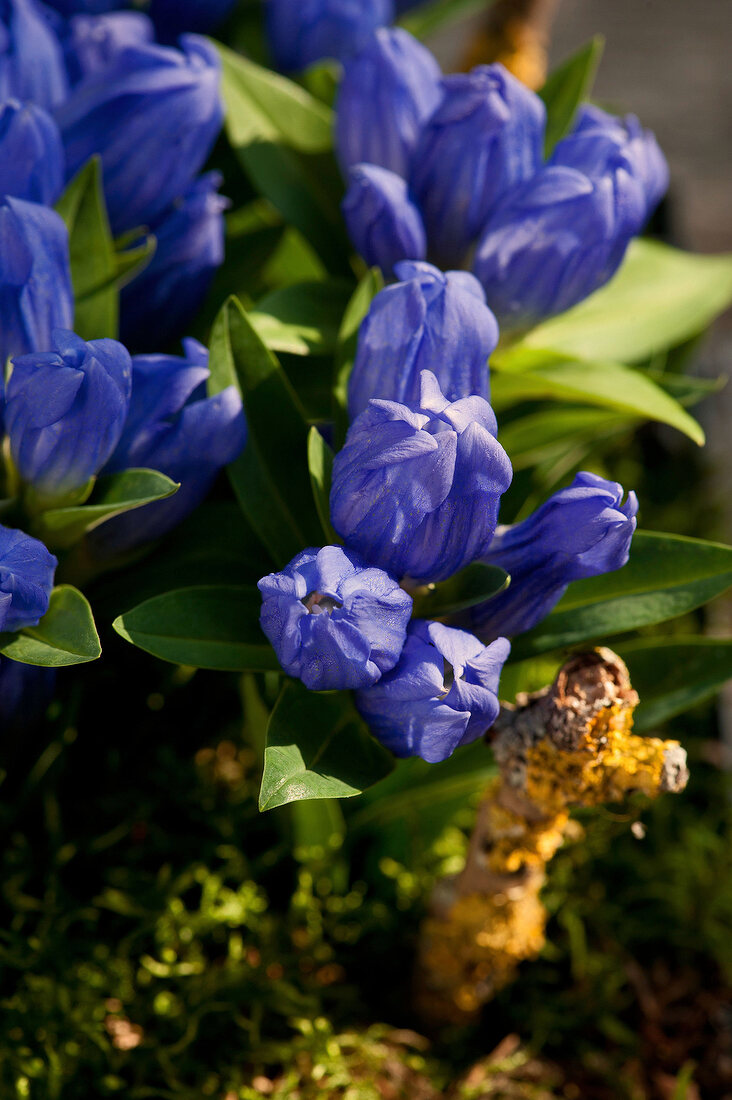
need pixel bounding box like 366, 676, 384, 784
0, 0, 246, 712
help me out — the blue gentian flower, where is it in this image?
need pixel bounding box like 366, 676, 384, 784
356, 620, 510, 762
94, 339, 246, 554
62, 12, 154, 85
266, 0, 394, 71
120, 172, 227, 351
43, 0, 118, 13
336, 28, 441, 179
0, 197, 73, 368
0, 524, 57, 631
0, 0, 68, 109
410, 64, 546, 268
0, 100, 64, 205
148, 0, 237, 41
472, 471, 638, 641
342, 165, 426, 278
56, 34, 224, 236
258, 544, 413, 691
331, 370, 512, 584
348, 261, 499, 419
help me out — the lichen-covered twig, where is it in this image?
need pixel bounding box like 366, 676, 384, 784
461, 0, 563, 88
416, 649, 689, 1023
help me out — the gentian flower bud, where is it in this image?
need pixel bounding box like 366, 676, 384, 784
0, 0, 69, 109
6, 329, 132, 502
356, 620, 510, 762
57, 34, 224, 236
410, 64, 546, 268
121, 172, 227, 351
258, 545, 413, 691
0, 100, 64, 205
347, 261, 498, 420
0, 197, 73, 367
94, 339, 246, 554
342, 165, 426, 278
0, 523, 57, 631
148, 0, 237, 41
473, 166, 631, 327
265, 0, 394, 72
472, 472, 638, 641
63, 12, 154, 85
335, 28, 441, 179
331, 370, 512, 584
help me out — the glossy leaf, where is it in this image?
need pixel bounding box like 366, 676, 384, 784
0, 585, 101, 667
113, 585, 279, 671
617, 637, 732, 732
412, 563, 509, 619
307, 426, 338, 545
498, 406, 631, 470
259, 680, 393, 811
399, 0, 487, 38
250, 279, 353, 355
333, 267, 384, 443
540, 36, 604, 154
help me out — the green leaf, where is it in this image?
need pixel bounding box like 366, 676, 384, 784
37, 468, 179, 550
511, 532, 732, 660
307, 426, 338, 545
113, 233, 156, 287
399, 0, 489, 38
250, 279, 353, 355
540, 36, 604, 155
333, 267, 384, 444
491, 349, 705, 445
412, 563, 509, 619
498, 407, 631, 470
113, 585, 279, 671
617, 637, 732, 732
518, 239, 732, 364
55, 156, 118, 339
0, 585, 101, 667
208, 296, 323, 565
259, 680, 393, 811
218, 42, 333, 154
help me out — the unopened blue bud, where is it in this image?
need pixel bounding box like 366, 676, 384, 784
0, 100, 64, 205
356, 620, 510, 762
7, 329, 132, 501
0, 524, 57, 631
348, 261, 498, 420
0, 0, 68, 109
148, 0, 237, 41
121, 172, 228, 351
410, 64, 545, 268
0, 197, 73, 367
63, 12, 154, 85
258, 545, 413, 691
336, 28, 441, 179
57, 34, 223, 236
266, 0, 393, 72
342, 164, 425, 278
472, 471, 638, 641
332, 370, 512, 584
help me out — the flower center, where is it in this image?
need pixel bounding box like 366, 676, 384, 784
303, 591, 342, 616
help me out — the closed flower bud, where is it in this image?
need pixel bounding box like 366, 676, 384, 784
348, 261, 498, 420
63, 12, 154, 85
148, 0, 237, 41
0, 0, 68, 109
94, 339, 246, 554
336, 28, 441, 179
0, 524, 57, 631
0, 197, 73, 368
57, 34, 224, 236
266, 0, 394, 71
121, 172, 228, 351
342, 164, 425, 278
410, 64, 545, 268
472, 472, 638, 641
356, 620, 510, 763
258, 545, 413, 691
0, 100, 64, 205
331, 370, 512, 584
473, 166, 629, 327
7, 329, 132, 502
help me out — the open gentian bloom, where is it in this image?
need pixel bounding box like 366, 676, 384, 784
0, 524, 57, 631
356, 620, 510, 763
258, 545, 413, 691
472, 471, 638, 641
331, 371, 512, 584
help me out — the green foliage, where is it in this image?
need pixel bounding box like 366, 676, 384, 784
0, 585, 100, 666
412, 563, 509, 619
540, 37, 605, 155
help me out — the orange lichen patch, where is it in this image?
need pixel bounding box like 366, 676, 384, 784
481, 789, 568, 873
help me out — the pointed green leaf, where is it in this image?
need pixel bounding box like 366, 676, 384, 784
540, 36, 605, 154
511, 532, 732, 659
617, 637, 732, 732
412, 563, 509, 619
37, 468, 179, 550
259, 680, 393, 811
250, 279, 353, 355
0, 585, 101, 667
113, 585, 279, 671
498, 406, 631, 470
399, 0, 488, 38
333, 267, 384, 444
307, 426, 337, 545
